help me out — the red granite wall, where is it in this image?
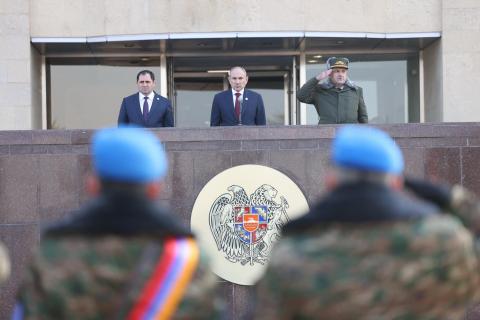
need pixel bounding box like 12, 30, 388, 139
1, 123, 480, 319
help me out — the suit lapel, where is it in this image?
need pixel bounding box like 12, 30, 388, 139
147, 93, 163, 125
226, 91, 235, 118
241, 90, 249, 118
133, 93, 145, 123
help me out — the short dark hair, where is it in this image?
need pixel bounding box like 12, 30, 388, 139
136, 70, 155, 82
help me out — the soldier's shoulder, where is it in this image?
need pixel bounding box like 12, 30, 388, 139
272, 216, 472, 260
261, 218, 479, 319
174, 244, 225, 318
414, 214, 469, 237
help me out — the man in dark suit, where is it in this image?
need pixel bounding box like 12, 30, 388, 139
118, 70, 174, 127
210, 66, 266, 126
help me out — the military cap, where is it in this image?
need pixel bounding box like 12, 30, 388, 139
327, 57, 349, 69
332, 125, 404, 174
92, 126, 168, 183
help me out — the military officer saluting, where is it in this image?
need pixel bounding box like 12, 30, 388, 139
297, 57, 368, 124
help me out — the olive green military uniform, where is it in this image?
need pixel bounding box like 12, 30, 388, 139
15, 193, 224, 319
254, 182, 480, 320
297, 77, 368, 124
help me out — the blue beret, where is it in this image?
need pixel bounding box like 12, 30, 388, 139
333, 125, 404, 174
92, 127, 167, 183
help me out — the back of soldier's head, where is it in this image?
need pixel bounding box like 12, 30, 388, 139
332, 125, 404, 185
92, 126, 168, 194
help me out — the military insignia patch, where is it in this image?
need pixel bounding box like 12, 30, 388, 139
191, 165, 309, 285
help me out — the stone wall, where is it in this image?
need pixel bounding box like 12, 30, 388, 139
30, 0, 441, 37
1, 123, 480, 318
4, 0, 480, 128
441, 0, 480, 121
0, 0, 33, 129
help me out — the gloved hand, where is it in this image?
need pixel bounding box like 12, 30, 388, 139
405, 177, 480, 236
404, 177, 452, 210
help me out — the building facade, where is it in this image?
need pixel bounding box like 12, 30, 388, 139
0, 0, 479, 129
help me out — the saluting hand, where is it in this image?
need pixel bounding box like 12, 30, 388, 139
316, 69, 332, 82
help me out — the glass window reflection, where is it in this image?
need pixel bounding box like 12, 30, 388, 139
305, 56, 418, 124
50, 65, 161, 129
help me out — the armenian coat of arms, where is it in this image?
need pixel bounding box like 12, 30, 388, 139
209, 184, 289, 266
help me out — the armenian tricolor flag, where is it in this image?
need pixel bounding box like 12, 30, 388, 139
128, 237, 200, 320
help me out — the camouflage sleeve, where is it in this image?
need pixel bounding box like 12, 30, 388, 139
174, 251, 225, 319
254, 263, 290, 320
253, 240, 307, 320
15, 251, 57, 319
296, 77, 319, 104
449, 185, 480, 236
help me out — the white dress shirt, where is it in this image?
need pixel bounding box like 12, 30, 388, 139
231, 89, 245, 110
139, 91, 155, 113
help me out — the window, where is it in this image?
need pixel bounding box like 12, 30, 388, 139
49, 65, 161, 129
304, 54, 419, 124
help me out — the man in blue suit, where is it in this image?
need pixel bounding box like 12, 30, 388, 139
210, 66, 266, 126
118, 70, 174, 127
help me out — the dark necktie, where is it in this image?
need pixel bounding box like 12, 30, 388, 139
143, 96, 149, 122
234, 92, 241, 120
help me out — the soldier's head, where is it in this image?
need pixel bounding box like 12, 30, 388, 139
327, 57, 349, 87
327, 125, 404, 190
88, 126, 168, 199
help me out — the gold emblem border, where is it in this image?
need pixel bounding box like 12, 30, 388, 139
190, 164, 309, 285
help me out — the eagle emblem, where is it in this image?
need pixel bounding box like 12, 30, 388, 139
209, 184, 290, 266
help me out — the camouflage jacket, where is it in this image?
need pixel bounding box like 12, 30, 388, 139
15, 192, 224, 320
254, 182, 480, 320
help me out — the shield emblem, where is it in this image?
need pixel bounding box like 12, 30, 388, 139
233, 206, 268, 245
243, 214, 259, 232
